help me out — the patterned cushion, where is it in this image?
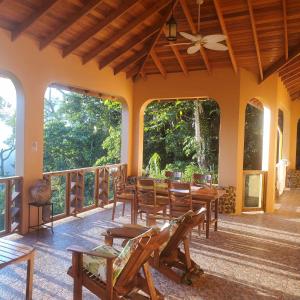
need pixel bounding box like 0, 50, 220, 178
83, 228, 156, 285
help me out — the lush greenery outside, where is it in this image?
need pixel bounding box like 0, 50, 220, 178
143, 99, 220, 182
243, 104, 264, 170
44, 87, 122, 214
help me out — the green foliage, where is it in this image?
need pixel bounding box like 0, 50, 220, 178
146, 153, 164, 179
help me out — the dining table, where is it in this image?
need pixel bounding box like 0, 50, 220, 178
131, 180, 225, 239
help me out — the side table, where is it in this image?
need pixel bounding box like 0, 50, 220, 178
28, 202, 54, 233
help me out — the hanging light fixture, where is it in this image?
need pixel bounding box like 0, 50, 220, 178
166, 5, 177, 41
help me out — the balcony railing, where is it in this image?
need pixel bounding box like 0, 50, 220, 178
243, 170, 267, 211
43, 163, 127, 220
0, 176, 23, 236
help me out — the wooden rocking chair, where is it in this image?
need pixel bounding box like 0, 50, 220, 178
67, 226, 169, 300
103, 208, 206, 285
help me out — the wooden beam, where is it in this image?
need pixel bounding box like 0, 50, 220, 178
162, 27, 188, 76
279, 60, 300, 77
179, 0, 211, 73
40, 0, 104, 50
114, 45, 151, 75
98, 24, 161, 69
62, 0, 138, 57
213, 0, 238, 73
282, 0, 288, 60
281, 68, 300, 82
82, 0, 172, 64
247, 0, 263, 81
262, 44, 300, 82
11, 0, 60, 41
150, 50, 167, 78
134, 1, 178, 79
285, 77, 300, 88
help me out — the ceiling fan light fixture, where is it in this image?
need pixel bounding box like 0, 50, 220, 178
166, 13, 177, 42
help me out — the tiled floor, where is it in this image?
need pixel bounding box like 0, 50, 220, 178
0, 190, 300, 300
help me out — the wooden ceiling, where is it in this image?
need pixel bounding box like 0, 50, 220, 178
0, 0, 300, 99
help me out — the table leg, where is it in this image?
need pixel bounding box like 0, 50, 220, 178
26, 255, 34, 300
131, 194, 137, 224
206, 201, 211, 239
214, 198, 218, 231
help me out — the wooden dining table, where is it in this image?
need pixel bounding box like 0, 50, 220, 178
0, 238, 35, 300
131, 181, 225, 239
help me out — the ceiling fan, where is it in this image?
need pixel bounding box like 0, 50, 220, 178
168, 0, 228, 54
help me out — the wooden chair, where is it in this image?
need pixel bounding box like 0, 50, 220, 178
136, 179, 168, 226
111, 174, 135, 224
192, 173, 212, 188
168, 181, 192, 218
67, 226, 169, 300
104, 208, 206, 285
165, 171, 182, 181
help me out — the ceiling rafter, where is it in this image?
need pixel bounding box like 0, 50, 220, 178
247, 0, 263, 81
262, 44, 300, 82
11, 0, 60, 41
114, 41, 152, 75
134, 1, 178, 79
179, 0, 211, 73
281, 68, 300, 81
279, 60, 300, 76
282, 0, 288, 60
98, 23, 161, 69
83, 0, 172, 64
62, 0, 138, 58
213, 0, 238, 74
39, 0, 104, 50
150, 49, 167, 78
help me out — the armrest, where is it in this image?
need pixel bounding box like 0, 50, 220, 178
67, 245, 118, 259
103, 225, 148, 240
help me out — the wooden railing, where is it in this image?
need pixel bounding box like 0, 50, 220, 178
43, 163, 127, 219
0, 176, 23, 236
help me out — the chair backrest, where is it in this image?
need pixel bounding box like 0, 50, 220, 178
136, 179, 157, 207
168, 181, 192, 217
165, 171, 182, 181
192, 173, 212, 188
160, 208, 206, 258
115, 226, 169, 294
112, 174, 125, 195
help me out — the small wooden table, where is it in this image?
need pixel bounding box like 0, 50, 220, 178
0, 238, 35, 300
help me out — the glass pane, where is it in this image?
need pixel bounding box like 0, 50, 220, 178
0, 183, 6, 232
244, 174, 263, 208
50, 176, 66, 215
84, 172, 95, 207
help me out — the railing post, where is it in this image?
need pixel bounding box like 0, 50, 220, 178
66, 173, 71, 216
5, 180, 11, 234
94, 169, 99, 207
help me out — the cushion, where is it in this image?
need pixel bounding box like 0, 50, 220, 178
83, 228, 156, 285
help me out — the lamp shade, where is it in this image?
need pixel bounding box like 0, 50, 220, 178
166, 14, 177, 41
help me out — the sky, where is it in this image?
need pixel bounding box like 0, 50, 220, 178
0, 77, 16, 148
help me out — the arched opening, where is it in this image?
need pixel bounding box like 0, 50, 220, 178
43, 84, 123, 216
296, 119, 300, 170
143, 98, 220, 182
243, 99, 270, 211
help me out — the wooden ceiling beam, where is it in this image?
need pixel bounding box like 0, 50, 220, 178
179, 0, 211, 74
134, 1, 178, 79
114, 44, 151, 75
62, 0, 138, 57
98, 23, 161, 69
262, 44, 300, 82
247, 0, 263, 81
11, 0, 60, 41
281, 68, 300, 82
162, 28, 188, 76
279, 61, 300, 77
282, 0, 288, 60
285, 77, 300, 88
213, 0, 238, 74
83, 0, 172, 64
40, 0, 104, 50
150, 49, 167, 78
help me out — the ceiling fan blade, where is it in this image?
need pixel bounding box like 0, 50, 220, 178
203, 42, 228, 51
164, 42, 192, 47
202, 34, 226, 43
187, 44, 201, 54
179, 32, 199, 42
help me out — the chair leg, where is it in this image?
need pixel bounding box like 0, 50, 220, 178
112, 199, 117, 221
142, 262, 158, 300
72, 253, 83, 300
122, 202, 126, 216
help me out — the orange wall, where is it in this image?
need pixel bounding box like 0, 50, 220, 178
0, 29, 133, 232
